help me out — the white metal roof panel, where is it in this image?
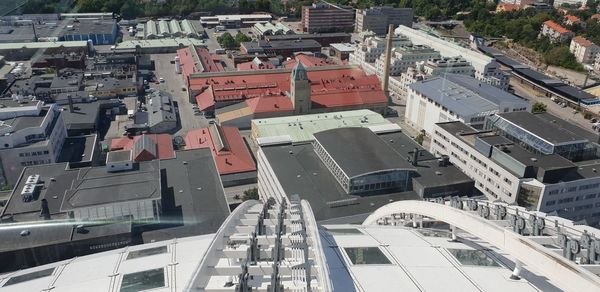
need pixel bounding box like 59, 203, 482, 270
349, 266, 421, 292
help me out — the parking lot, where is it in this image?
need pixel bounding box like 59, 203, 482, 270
151, 53, 211, 137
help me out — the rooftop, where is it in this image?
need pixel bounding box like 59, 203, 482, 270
57, 134, 97, 164
543, 20, 572, 34
314, 127, 415, 178
110, 134, 175, 161
251, 109, 390, 143
408, 74, 528, 118
495, 111, 589, 145
572, 36, 596, 47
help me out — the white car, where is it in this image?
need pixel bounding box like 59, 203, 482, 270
159, 77, 165, 83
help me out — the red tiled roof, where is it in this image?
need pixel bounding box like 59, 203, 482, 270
196, 88, 216, 111
496, 3, 520, 12
177, 46, 225, 79
543, 20, 572, 34
185, 126, 256, 175
109, 134, 175, 161
189, 66, 387, 110
565, 15, 582, 23
282, 54, 338, 68
572, 36, 595, 47
237, 59, 276, 70
246, 95, 294, 113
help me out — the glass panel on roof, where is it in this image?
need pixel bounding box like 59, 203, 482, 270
415, 229, 451, 238
448, 249, 500, 267
325, 228, 363, 235
120, 268, 165, 292
3, 268, 54, 286
126, 245, 168, 260
344, 247, 392, 265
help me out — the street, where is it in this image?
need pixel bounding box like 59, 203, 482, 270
151, 53, 210, 137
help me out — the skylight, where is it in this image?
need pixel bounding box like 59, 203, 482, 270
120, 268, 165, 292
3, 268, 54, 286
126, 246, 168, 260
448, 249, 500, 267
325, 228, 363, 235
344, 247, 392, 265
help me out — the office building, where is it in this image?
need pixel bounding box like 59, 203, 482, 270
142, 19, 202, 39
405, 74, 530, 134
569, 36, 599, 64
301, 2, 355, 33
349, 35, 411, 65
0, 98, 67, 185
264, 32, 351, 47
130, 91, 177, 134
396, 25, 510, 90
391, 57, 475, 96
375, 44, 440, 77
2, 197, 600, 291
430, 113, 600, 225
355, 7, 413, 35
258, 126, 473, 221
199, 14, 272, 28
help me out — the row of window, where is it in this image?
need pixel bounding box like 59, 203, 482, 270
548, 183, 600, 195
19, 150, 50, 157
546, 193, 600, 206
20, 159, 51, 166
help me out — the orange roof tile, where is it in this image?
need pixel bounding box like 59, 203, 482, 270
572, 36, 595, 47
543, 20, 572, 34
565, 15, 582, 23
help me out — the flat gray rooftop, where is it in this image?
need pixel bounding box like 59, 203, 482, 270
261, 142, 419, 221
106, 149, 131, 162
313, 127, 415, 178
496, 112, 588, 144
1, 110, 47, 132
57, 134, 97, 164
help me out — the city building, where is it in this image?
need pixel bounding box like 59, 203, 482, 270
176, 44, 225, 80
329, 43, 354, 60
539, 20, 574, 43
84, 77, 137, 99
264, 32, 351, 46
0, 19, 118, 45
431, 116, 600, 226
253, 22, 294, 36
130, 91, 177, 134
355, 7, 413, 35
250, 109, 394, 144
569, 36, 599, 64
564, 15, 585, 27
2, 197, 600, 291
349, 35, 411, 65
199, 14, 272, 28
142, 19, 203, 39
0, 99, 66, 185
198, 63, 387, 128
57, 97, 122, 136
185, 124, 256, 186
0, 147, 230, 271
0, 41, 89, 61
239, 39, 322, 58
31, 53, 86, 71
392, 57, 475, 96
553, 0, 586, 7
396, 25, 510, 90
405, 74, 530, 134
375, 44, 440, 77
109, 134, 175, 162
301, 1, 355, 33
236, 57, 276, 70
258, 126, 473, 221
110, 38, 205, 54
595, 53, 600, 73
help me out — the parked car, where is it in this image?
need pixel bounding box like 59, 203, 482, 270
159, 77, 165, 83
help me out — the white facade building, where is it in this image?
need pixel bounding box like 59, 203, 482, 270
405, 74, 530, 134
0, 99, 67, 185
374, 44, 440, 77
396, 25, 510, 90
393, 57, 475, 96
430, 121, 600, 226
570, 36, 600, 64
348, 35, 411, 65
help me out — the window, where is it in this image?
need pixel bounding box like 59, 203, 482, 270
344, 247, 391, 265
120, 268, 165, 292
126, 246, 167, 260
448, 249, 499, 267
3, 268, 55, 286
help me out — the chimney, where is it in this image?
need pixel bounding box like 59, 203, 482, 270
67, 94, 74, 113
411, 148, 419, 166
382, 24, 394, 104
40, 198, 50, 220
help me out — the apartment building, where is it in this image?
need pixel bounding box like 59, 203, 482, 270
392, 57, 475, 96
374, 44, 440, 77
0, 97, 67, 185
570, 36, 599, 64
405, 74, 530, 134
430, 116, 600, 226
301, 2, 355, 33
540, 20, 574, 43
355, 7, 413, 35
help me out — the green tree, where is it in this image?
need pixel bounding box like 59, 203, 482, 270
242, 188, 259, 201
235, 32, 252, 44
543, 46, 584, 71
217, 32, 237, 49
532, 102, 547, 113
415, 133, 425, 145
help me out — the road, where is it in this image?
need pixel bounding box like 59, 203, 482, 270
510, 78, 597, 135
151, 53, 210, 137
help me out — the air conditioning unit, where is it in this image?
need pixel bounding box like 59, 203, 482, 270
25, 174, 40, 185
21, 184, 36, 202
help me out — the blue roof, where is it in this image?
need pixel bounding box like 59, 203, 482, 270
408, 74, 528, 118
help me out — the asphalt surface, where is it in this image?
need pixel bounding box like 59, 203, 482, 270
151, 53, 210, 137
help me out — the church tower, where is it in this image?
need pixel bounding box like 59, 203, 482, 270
290, 61, 311, 114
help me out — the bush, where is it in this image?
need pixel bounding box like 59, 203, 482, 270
532, 102, 547, 113
242, 187, 259, 201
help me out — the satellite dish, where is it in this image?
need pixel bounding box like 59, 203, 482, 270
173, 135, 185, 147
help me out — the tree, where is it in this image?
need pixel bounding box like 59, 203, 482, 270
242, 188, 259, 201
235, 32, 252, 44
415, 133, 425, 145
532, 102, 547, 113
217, 32, 237, 49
